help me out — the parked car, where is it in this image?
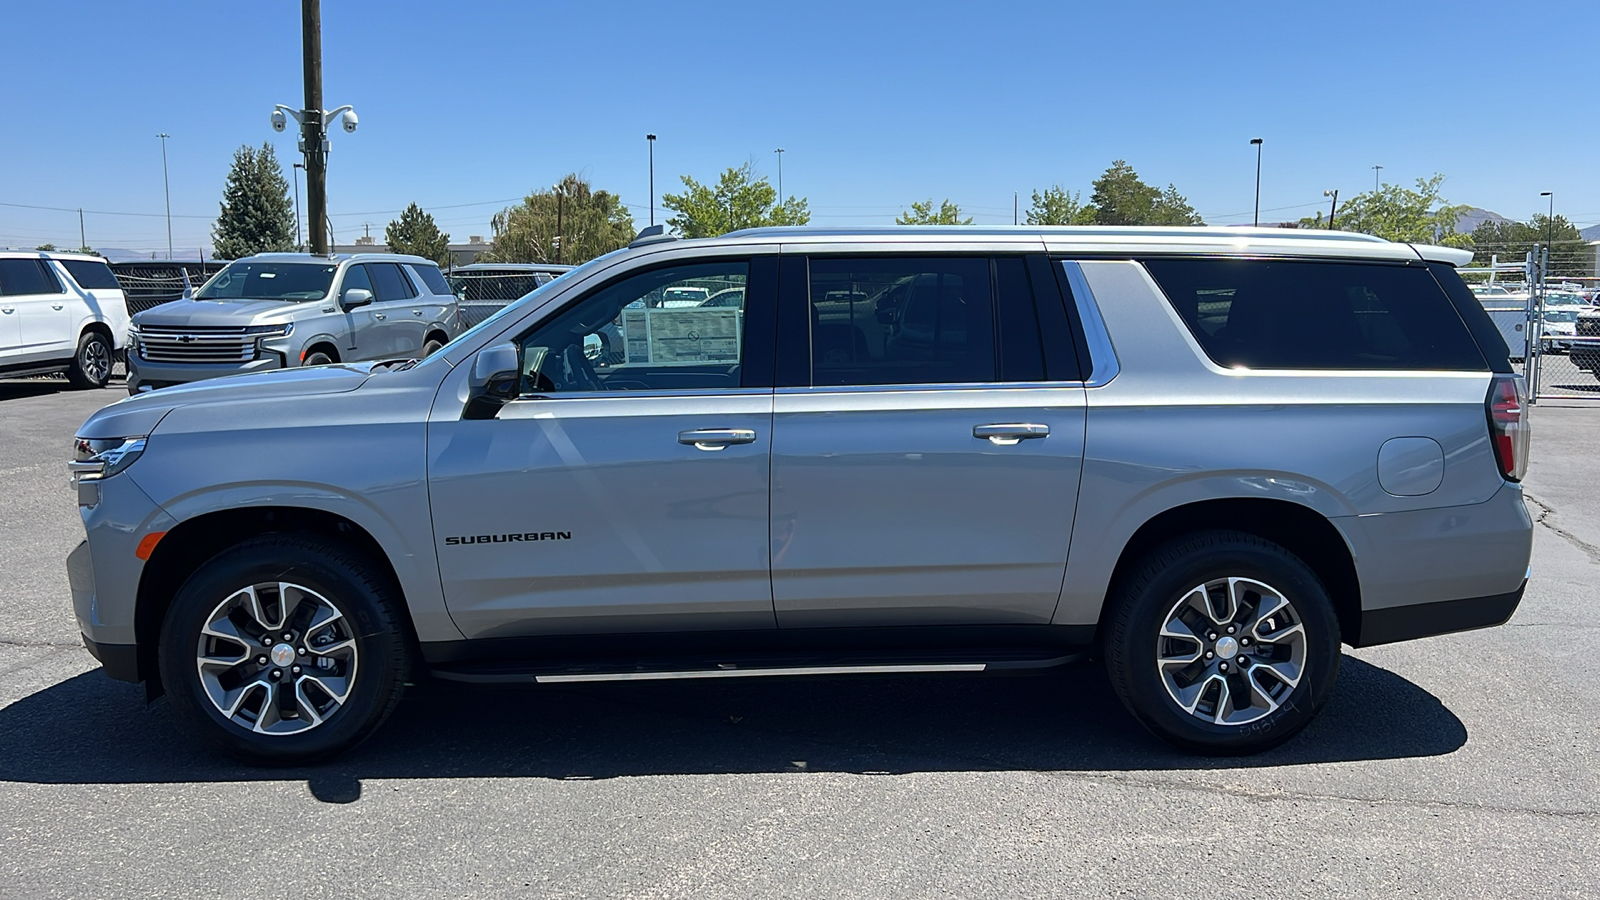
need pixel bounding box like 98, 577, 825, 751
68, 225, 1531, 764
1537, 291, 1596, 352
0, 250, 128, 388
125, 252, 461, 394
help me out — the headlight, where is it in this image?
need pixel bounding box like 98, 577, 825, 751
245, 323, 294, 338
70, 436, 147, 481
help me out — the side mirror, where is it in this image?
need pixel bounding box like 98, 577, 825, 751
342, 288, 374, 309
464, 342, 521, 421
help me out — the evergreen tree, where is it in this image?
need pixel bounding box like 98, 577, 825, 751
385, 202, 451, 265
212, 143, 295, 259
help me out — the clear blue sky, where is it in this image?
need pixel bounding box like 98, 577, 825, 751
2, 0, 1596, 256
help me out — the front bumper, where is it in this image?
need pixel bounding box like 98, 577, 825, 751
126, 349, 284, 392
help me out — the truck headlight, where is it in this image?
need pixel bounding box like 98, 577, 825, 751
245, 323, 294, 338
71, 436, 147, 480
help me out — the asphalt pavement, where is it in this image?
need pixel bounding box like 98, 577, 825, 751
1, 376, 1596, 898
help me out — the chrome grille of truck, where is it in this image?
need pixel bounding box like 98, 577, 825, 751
136, 325, 256, 364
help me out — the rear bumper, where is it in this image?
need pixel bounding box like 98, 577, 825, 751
1356, 583, 1525, 647
127, 351, 284, 392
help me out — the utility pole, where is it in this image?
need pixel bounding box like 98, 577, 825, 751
1541, 191, 1555, 268
78, 208, 86, 251
1372, 165, 1383, 194
646, 134, 656, 227
157, 133, 173, 259
775, 147, 785, 205
302, 0, 327, 254
1014, 191, 1018, 225
291, 162, 304, 248
1323, 189, 1339, 229
1249, 138, 1263, 226
555, 182, 564, 265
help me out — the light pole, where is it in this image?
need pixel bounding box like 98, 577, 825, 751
553, 181, 565, 265
1541, 191, 1554, 275
775, 147, 785, 204
157, 133, 173, 260
291, 162, 305, 249
1372, 165, 1383, 194
1323, 189, 1339, 229
269, 0, 357, 255
646, 133, 656, 227
1250, 138, 1263, 227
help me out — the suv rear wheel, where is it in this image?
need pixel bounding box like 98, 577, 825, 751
157, 535, 410, 765
1103, 530, 1341, 755
66, 331, 112, 389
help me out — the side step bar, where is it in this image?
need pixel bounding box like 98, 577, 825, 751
430, 652, 1086, 685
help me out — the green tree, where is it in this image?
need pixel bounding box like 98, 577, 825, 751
34, 243, 56, 251
1025, 186, 1096, 225
385, 202, 451, 265
1303, 175, 1470, 248
662, 163, 808, 238
896, 199, 972, 225
1085, 160, 1203, 226
211, 143, 295, 260
1471, 214, 1588, 277
483, 174, 635, 265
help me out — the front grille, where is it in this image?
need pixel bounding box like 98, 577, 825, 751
1579, 317, 1600, 338
136, 324, 256, 364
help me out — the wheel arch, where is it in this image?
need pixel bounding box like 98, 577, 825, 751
133, 506, 414, 697
1096, 497, 1361, 647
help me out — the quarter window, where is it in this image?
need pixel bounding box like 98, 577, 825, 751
60, 259, 121, 290
411, 264, 453, 297
516, 261, 750, 394
806, 257, 995, 387
1142, 258, 1489, 371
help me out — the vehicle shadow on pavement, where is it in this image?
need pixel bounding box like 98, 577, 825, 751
0, 376, 124, 400
0, 655, 1465, 801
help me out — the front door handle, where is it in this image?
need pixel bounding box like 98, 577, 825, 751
1, 308, 13, 314
412, 309, 423, 316
374, 313, 387, 320
679, 428, 757, 451
51, 304, 64, 311
973, 423, 1050, 446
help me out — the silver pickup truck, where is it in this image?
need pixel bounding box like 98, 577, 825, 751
126, 252, 461, 394
69, 225, 1532, 764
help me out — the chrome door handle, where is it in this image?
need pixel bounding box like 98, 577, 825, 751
412, 309, 423, 316
374, 313, 387, 320
678, 428, 757, 451
0, 308, 12, 314
51, 304, 64, 311
973, 423, 1050, 445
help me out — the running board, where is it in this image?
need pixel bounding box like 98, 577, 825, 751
429, 651, 1086, 685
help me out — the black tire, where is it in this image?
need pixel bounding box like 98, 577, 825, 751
421, 338, 445, 358
303, 350, 334, 367
66, 331, 113, 389
1103, 530, 1341, 755
157, 535, 411, 765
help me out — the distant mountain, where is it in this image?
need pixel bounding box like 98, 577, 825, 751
96, 247, 215, 263
1581, 224, 1600, 242
1456, 206, 1510, 235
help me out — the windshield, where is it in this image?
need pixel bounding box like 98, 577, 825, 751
196, 262, 340, 301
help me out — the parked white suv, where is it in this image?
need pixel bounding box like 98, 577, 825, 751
0, 251, 129, 388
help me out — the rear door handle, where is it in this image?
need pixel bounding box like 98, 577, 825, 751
412, 309, 423, 316
973, 423, 1050, 445
1, 308, 12, 314
679, 428, 757, 451
51, 304, 64, 310
374, 313, 387, 320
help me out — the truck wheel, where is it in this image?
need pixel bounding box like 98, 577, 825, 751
1103, 530, 1341, 755
422, 338, 445, 357
157, 535, 411, 765
66, 331, 113, 389
303, 350, 333, 366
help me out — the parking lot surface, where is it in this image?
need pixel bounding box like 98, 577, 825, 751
1, 378, 1597, 898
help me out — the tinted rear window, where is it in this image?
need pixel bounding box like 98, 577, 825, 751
0, 259, 60, 296
1142, 258, 1488, 371
60, 259, 122, 290
411, 264, 452, 297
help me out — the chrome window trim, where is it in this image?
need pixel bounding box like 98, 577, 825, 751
774, 381, 1085, 396
1059, 260, 1120, 387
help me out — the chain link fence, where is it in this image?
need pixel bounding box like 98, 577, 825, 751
109, 261, 226, 314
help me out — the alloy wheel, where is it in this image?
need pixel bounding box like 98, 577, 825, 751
1155, 576, 1307, 726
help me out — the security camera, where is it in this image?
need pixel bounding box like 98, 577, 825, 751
340, 109, 358, 133
271, 109, 287, 132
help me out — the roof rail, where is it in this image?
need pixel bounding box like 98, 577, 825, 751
629, 224, 676, 248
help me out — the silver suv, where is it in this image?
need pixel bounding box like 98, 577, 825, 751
68, 226, 1532, 763
126, 252, 461, 394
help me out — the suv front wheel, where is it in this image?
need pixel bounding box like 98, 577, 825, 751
157, 535, 411, 765
1103, 530, 1341, 755
66, 331, 112, 389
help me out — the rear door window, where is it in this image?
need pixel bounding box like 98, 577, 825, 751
369, 263, 417, 302
805, 257, 996, 387
1142, 258, 1488, 371
410, 264, 453, 297
0, 259, 61, 296
60, 259, 121, 290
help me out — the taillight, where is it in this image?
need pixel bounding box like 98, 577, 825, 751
1486, 374, 1529, 482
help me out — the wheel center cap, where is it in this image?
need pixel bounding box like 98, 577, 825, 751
1215, 636, 1239, 660
270, 643, 297, 667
